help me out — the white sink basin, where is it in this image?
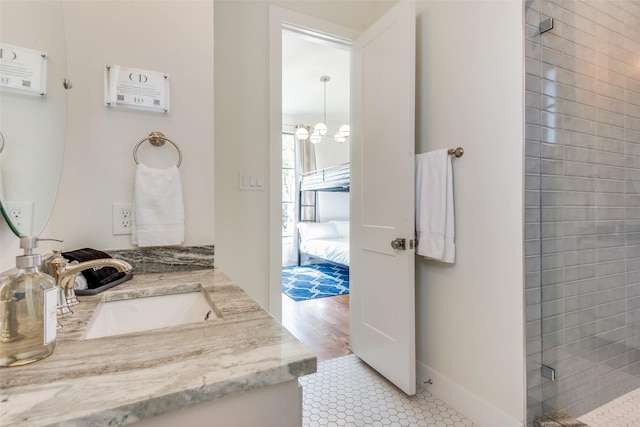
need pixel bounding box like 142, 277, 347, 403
85, 286, 218, 340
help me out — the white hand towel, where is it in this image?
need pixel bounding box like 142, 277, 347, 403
415, 149, 455, 263
131, 163, 184, 247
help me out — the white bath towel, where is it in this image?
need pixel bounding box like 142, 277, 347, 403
131, 163, 184, 247
415, 149, 455, 263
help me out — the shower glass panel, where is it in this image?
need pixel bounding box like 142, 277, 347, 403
525, 0, 640, 424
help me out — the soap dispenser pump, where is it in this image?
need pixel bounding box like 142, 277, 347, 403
0, 236, 58, 367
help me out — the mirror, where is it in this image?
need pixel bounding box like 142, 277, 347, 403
0, 0, 67, 237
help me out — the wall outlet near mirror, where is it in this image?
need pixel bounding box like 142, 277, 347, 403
112, 203, 133, 235
4, 201, 34, 236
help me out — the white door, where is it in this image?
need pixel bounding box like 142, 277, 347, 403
350, 0, 416, 396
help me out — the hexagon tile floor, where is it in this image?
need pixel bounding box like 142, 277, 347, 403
577, 387, 640, 427
299, 354, 477, 426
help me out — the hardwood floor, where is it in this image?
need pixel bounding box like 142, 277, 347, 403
281, 293, 352, 362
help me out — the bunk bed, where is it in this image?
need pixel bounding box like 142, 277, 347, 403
297, 162, 350, 267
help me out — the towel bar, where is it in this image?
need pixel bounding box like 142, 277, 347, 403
133, 131, 182, 167
448, 147, 464, 158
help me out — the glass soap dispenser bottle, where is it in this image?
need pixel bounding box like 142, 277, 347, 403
0, 236, 58, 367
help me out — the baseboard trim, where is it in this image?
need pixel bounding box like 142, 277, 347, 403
417, 361, 523, 427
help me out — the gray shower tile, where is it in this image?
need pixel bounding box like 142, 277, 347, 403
628, 258, 640, 272
626, 207, 640, 220
565, 191, 597, 206
542, 314, 563, 335
564, 100, 597, 121
626, 131, 640, 145
565, 207, 596, 221
564, 278, 598, 298
542, 254, 564, 270
565, 161, 597, 178
597, 94, 625, 115
626, 117, 640, 134
598, 165, 626, 181
528, 303, 543, 323
597, 178, 626, 193
597, 231, 626, 247
565, 293, 598, 314
565, 266, 597, 283
597, 274, 627, 292
597, 193, 625, 207
626, 90, 640, 108
566, 322, 598, 344
628, 295, 640, 312
527, 222, 542, 239
627, 170, 640, 183
527, 190, 542, 207
564, 308, 597, 328
527, 156, 542, 173
627, 282, 640, 297
591, 300, 627, 317
564, 336, 600, 359
599, 151, 628, 168
542, 222, 565, 238
566, 130, 597, 150
565, 116, 597, 135
542, 95, 563, 113
543, 268, 564, 286
564, 235, 598, 251
527, 0, 640, 419
597, 207, 626, 221
542, 283, 565, 302
564, 350, 598, 377
576, 250, 598, 266
597, 285, 627, 305
598, 123, 626, 142
597, 247, 626, 263
564, 85, 597, 107
598, 137, 626, 155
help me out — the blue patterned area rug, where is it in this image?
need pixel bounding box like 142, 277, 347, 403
282, 263, 349, 302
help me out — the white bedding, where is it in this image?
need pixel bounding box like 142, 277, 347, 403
297, 220, 349, 267
300, 237, 349, 267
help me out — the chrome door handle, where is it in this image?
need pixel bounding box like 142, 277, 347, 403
390, 238, 406, 250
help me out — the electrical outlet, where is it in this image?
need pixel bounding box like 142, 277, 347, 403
4, 201, 34, 235
112, 203, 133, 235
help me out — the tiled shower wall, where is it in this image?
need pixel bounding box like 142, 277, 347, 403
525, 0, 640, 425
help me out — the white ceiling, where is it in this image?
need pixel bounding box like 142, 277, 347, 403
282, 30, 350, 127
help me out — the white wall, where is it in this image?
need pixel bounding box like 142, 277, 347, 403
415, 1, 525, 426
0, 0, 214, 271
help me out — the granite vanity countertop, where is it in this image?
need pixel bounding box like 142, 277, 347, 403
0, 269, 317, 427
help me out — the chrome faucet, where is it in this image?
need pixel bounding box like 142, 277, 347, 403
44, 252, 132, 317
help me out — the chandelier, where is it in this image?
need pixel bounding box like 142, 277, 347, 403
294, 75, 350, 144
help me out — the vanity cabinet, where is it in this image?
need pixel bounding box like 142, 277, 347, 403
0, 269, 316, 427
135, 380, 302, 427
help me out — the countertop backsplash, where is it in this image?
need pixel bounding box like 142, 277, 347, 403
0, 245, 215, 279
108, 245, 215, 275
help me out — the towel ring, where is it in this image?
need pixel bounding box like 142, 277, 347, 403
133, 131, 182, 168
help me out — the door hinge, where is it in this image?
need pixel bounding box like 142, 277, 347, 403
541, 364, 555, 381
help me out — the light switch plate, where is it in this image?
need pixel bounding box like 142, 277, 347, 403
238, 172, 265, 191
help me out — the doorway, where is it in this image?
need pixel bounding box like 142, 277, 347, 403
279, 25, 352, 362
